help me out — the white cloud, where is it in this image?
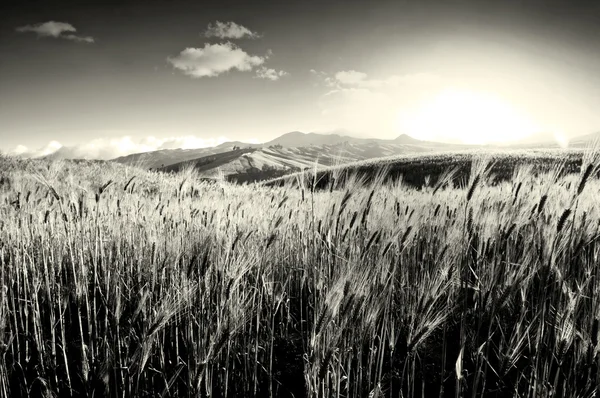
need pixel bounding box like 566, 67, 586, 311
324, 77, 337, 87
10, 135, 237, 160
167, 42, 265, 78
334, 70, 368, 85
309, 70, 333, 87
16, 21, 94, 43
315, 71, 446, 138
204, 21, 260, 39
318, 88, 400, 136
62, 34, 95, 43
10, 141, 63, 158
255, 66, 288, 81
16, 21, 75, 37
10, 145, 30, 156
320, 70, 442, 90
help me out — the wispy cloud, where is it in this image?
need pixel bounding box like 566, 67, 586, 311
331, 70, 442, 89
255, 66, 288, 81
10, 141, 62, 158
318, 88, 399, 136
167, 42, 266, 78
16, 21, 95, 43
62, 34, 95, 43
204, 21, 260, 39
9, 135, 243, 160
314, 70, 445, 138
16, 21, 75, 37
334, 70, 369, 85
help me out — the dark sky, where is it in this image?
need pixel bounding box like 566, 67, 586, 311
2, 0, 600, 158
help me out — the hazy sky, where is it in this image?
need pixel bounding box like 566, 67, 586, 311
2, 0, 600, 159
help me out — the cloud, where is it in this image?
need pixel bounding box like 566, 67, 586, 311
10, 141, 62, 158
204, 21, 260, 39
62, 34, 95, 43
10, 135, 240, 160
334, 70, 368, 85
318, 70, 442, 89
315, 71, 446, 138
16, 21, 75, 37
167, 42, 265, 78
318, 88, 400, 136
16, 21, 94, 43
10, 145, 30, 156
255, 66, 288, 81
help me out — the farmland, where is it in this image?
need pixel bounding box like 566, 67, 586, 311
1, 149, 600, 397
264, 148, 585, 189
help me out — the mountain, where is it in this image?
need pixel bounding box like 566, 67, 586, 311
394, 134, 428, 145
157, 139, 452, 182
111, 131, 442, 169
494, 132, 562, 148
112, 142, 260, 169
264, 131, 450, 148
110, 131, 468, 182
501, 131, 600, 149
264, 131, 356, 147
567, 131, 600, 147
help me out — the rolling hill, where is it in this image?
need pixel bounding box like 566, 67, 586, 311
262, 147, 586, 190
157, 142, 435, 179
154, 134, 463, 182
111, 141, 261, 169
109, 130, 599, 183
112, 132, 460, 169
113, 131, 466, 180
263, 131, 449, 147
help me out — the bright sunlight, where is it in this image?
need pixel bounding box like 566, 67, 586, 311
401, 88, 541, 144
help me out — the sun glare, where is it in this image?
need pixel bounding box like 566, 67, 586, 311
401, 88, 540, 144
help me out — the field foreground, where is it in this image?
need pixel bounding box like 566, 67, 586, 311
1, 152, 600, 397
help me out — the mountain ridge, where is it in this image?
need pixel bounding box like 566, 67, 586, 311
40, 130, 600, 179
110, 130, 600, 178
111, 131, 453, 170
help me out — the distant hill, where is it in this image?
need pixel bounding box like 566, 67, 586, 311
264, 131, 352, 147
263, 148, 585, 190
111, 142, 260, 169
110, 131, 472, 182
157, 140, 451, 182
502, 131, 600, 148
394, 134, 428, 144
263, 131, 448, 148
567, 131, 600, 147
107, 130, 599, 183
25, 129, 600, 166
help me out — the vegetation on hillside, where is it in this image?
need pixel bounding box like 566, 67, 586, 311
1, 149, 600, 397
265, 148, 585, 190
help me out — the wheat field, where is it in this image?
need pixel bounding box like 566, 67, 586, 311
1, 152, 600, 397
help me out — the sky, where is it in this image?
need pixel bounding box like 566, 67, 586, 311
1, 0, 600, 159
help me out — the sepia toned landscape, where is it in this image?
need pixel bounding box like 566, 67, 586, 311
2, 146, 600, 397
3, 0, 600, 396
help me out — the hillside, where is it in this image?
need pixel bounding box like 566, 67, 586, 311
264, 131, 455, 148
111, 141, 260, 169
112, 131, 467, 181
4, 148, 600, 398
108, 131, 599, 182
567, 131, 600, 147
264, 131, 352, 147
263, 147, 586, 190
157, 140, 448, 182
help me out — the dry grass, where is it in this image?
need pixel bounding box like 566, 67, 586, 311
1, 152, 600, 397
